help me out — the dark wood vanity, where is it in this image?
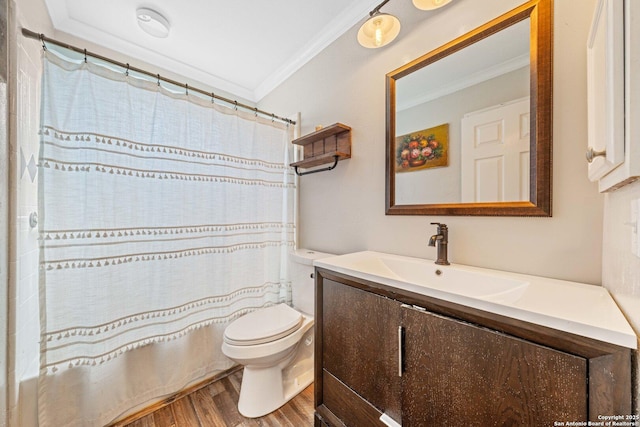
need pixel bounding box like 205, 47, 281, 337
314, 268, 632, 427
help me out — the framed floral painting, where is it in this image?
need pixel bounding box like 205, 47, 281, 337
395, 123, 449, 173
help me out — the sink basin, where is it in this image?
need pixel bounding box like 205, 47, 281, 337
313, 251, 638, 349
378, 255, 529, 302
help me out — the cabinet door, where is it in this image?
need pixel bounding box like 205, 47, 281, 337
322, 279, 402, 423
401, 307, 588, 426
586, 0, 624, 182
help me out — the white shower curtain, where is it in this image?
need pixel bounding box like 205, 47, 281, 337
38, 51, 296, 426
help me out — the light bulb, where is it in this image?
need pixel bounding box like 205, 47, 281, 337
374, 19, 383, 47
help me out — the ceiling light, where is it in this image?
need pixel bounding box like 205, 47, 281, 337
357, 0, 455, 48
357, 1, 401, 49
412, 0, 453, 11
136, 8, 170, 38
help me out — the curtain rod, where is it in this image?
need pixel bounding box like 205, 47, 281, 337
21, 27, 296, 126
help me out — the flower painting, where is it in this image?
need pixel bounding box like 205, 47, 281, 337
395, 123, 449, 173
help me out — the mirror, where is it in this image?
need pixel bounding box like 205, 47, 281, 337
386, 0, 552, 216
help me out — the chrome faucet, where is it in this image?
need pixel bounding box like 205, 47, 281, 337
428, 222, 450, 265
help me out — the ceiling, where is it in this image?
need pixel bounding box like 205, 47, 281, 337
43, 0, 381, 102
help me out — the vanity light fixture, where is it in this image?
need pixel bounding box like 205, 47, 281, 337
357, 0, 401, 48
136, 8, 170, 38
357, 0, 454, 48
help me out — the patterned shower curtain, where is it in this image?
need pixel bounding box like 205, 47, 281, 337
38, 51, 296, 426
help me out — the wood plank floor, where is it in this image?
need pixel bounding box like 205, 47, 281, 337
124, 369, 314, 427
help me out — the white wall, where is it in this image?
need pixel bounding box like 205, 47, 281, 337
603, 182, 640, 409
260, 0, 604, 285
1, 0, 9, 423
8, 0, 53, 425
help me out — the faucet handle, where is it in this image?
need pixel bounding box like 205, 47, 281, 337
430, 222, 447, 229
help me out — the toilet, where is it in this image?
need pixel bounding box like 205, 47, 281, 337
221, 249, 334, 418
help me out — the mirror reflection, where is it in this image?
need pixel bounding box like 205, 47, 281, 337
386, 0, 552, 217
394, 19, 530, 205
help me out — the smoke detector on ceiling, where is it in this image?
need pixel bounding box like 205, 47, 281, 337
136, 8, 170, 38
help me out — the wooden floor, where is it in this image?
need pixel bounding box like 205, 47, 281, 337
124, 369, 314, 427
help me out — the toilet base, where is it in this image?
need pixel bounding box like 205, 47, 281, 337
236, 326, 314, 418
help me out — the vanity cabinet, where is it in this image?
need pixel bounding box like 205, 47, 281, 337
314, 268, 632, 427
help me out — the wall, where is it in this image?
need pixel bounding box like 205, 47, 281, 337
603, 182, 640, 409
260, 0, 604, 285
0, 0, 9, 423
7, 0, 53, 425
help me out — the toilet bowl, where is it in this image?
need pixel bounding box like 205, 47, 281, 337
221, 249, 334, 418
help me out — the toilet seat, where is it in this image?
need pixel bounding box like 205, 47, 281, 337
224, 304, 303, 346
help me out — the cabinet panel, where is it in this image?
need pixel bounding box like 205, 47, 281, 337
586, 0, 624, 181
401, 307, 588, 426
322, 279, 402, 422
590, 0, 640, 191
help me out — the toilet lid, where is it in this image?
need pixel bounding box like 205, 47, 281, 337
224, 303, 303, 346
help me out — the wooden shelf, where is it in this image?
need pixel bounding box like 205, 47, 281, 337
290, 123, 351, 174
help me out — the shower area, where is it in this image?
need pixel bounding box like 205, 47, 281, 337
3, 1, 300, 425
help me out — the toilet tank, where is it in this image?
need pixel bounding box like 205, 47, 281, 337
289, 249, 335, 315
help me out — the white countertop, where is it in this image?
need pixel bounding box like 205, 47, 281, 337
314, 251, 637, 349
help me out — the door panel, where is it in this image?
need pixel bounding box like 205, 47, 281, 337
461, 97, 530, 202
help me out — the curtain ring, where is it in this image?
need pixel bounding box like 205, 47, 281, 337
271, 113, 275, 123
211, 92, 215, 104
125, 63, 129, 76
83, 48, 87, 63
234, 101, 238, 111
157, 74, 161, 87
185, 83, 189, 96
40, 34, 47, 51
254, 107, 258, 117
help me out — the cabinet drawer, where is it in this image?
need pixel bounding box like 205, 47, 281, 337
319, 370, 386, 427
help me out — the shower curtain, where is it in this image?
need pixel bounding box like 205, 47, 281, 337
38, 51, 296, 426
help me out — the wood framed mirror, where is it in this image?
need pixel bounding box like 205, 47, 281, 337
386, 0, 552, 216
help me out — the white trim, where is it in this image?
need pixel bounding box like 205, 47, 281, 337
255, 0, 378, 101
